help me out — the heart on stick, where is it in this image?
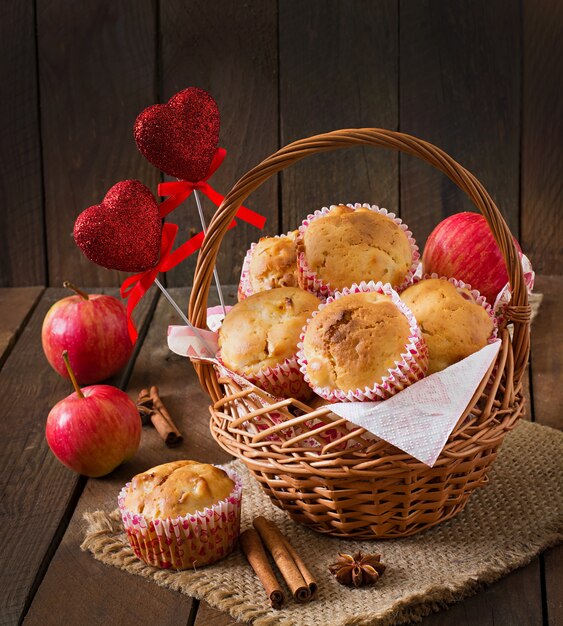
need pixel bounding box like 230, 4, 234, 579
74, 180, 162, 273
134, 87, 220, 182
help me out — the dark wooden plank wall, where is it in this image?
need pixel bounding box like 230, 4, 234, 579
0, 1, 561, 289
0, 1, 45, 286
400, 0, 521, 241
279, 0, 399, 228
37, 0, 158, 288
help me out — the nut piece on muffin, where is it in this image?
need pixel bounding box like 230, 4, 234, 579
298, 204, 415, 292
300, 287, 427, 401
123, 460, 235, 519
248, 231, 299, 293
400, 278, 495, 374
219, 286, 321, 398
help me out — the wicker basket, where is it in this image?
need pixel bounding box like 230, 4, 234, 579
189, 129, 531, 539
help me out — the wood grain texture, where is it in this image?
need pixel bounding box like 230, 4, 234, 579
0, 0, 45, 286
529, 276, 563, 430
0, 287, 43, 369
544, 546, 563, 626
279, 0, 398, 230
37, 0, 158, 287
0, 288, 156, 625
160, 0, 279, 287
190, 564, 545, 626
24, 287, 234, 625
420, 562, 542, 625
400, 0, 521, 245
195, 602, 239, 626
521, 0, 563, 274
529, 276, 563, 626
123, 287, 234, 469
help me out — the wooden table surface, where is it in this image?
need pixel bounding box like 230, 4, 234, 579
0, 277, 561, 626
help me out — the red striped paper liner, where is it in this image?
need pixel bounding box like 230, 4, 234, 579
297, 281, 429, 403
119, 467, 242, 570
296, 203, 420, 299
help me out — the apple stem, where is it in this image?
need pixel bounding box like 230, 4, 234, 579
62, 351, 84, 398
63, 281, 89, 301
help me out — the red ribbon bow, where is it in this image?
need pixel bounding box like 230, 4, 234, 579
120, 223, 204, 342
120, 148, 266, 342
158, 148, 265, 229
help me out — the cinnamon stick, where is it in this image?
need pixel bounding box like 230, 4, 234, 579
137, 389, 153, 425
137, 387, 183, 447
240, 529, 285, 610
150, 386, 183, 446
253, 516, 311, 603
282, 537, 318, 597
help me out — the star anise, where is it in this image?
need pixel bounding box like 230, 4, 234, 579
329, 551, 386, 587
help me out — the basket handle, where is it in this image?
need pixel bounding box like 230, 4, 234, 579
190, 128, 530, 396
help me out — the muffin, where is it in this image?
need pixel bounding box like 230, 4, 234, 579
298, 282, 428, 402
238, 231, 299, 300
400, 277, 496, 374
119, 460, 242, 570
297, 204, 418, 298
219, 287, 321, 398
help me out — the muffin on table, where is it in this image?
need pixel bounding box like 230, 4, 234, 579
219, 286, 321, 399
238, 231, 299, 299
400, 277, 496, 374
119, 460, 242, 570
298, 282, 428, 402
297, 204, 418, 298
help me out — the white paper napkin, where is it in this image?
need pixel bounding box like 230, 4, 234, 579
328, 340, 501, 466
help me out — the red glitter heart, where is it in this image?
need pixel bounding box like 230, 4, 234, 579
74, 180, 162, 272
134, 87, 220, 182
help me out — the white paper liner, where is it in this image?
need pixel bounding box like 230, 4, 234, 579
297, 281, 429, 403
118, 467, 242, 570
296, 203, 420, 299
206, 305, 233, 332
237, 232, 299, 301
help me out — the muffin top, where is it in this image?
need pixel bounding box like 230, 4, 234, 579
401, 278, 494, 374
302, 291, 411, 392
300, 205, 413, 289
249, 231, 299, 293
123, 460, 234, 519
219, 287, 321, 375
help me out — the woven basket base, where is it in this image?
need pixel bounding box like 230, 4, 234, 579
82, 421, 562, 626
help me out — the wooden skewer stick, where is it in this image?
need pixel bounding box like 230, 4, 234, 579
193, 188, 227, 317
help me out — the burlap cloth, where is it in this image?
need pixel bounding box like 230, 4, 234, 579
82, 420, 562, 626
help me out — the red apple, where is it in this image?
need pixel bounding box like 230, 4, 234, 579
46, 352, 141, 477
42, 281, 133, 384
422, 212, 522, 305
